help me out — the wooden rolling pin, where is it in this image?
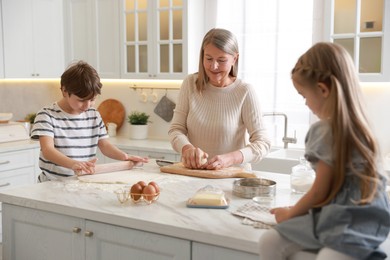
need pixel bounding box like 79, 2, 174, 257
78, 161, 135, 175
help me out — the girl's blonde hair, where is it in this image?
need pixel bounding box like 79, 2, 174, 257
292, 42, 379, 206
196, 28, 239, 92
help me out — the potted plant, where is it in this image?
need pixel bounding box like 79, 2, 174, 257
25, 113, 37, 124
127, 111, 151, 139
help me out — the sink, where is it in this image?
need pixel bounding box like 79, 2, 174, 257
252, 148, 305, 174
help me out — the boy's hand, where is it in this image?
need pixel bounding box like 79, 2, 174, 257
73, 158, 98, 175
125, 155, 149, 167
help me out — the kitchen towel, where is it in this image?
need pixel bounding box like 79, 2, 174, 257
154, 95, 176, 122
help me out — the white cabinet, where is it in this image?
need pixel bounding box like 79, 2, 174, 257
192, 242, 258, 260
0, 3, 4, 78
2, 204, 191, 260
64, 0, 121, 78
2, 0, 66, 78
323, 0, 390, 82
120, 0, 204, 79
0, 148, 38, 243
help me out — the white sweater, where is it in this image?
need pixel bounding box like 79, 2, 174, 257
169, 74, 270, 164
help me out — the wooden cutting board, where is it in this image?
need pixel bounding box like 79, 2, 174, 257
97, 99, 125, 130
160, 163, 257, 179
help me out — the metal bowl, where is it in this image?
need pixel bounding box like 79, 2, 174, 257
233, 178, 276, 198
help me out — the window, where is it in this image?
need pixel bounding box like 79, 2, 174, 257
205, 0, 314, 148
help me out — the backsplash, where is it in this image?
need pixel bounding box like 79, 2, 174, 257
1, 80, 389, 157
0, 79, 181, 141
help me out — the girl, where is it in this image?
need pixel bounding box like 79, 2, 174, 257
259, 43, 390, 259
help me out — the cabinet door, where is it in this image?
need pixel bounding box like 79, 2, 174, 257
121, 0, 187, 79
64, 0, 121, 78
85, 220, 191, 260
324, 0, 390, 81
2, 0, 65, 78
2, 204, 85, 260
192, 242, 259, 260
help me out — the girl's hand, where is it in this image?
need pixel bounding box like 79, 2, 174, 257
72, 158, 98, 175
270, 207, 292, 223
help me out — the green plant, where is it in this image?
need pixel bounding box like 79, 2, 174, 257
127, 111, 151, 125
25, 113, 37, 124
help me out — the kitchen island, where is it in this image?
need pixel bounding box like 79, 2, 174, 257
0, 161, 389, 260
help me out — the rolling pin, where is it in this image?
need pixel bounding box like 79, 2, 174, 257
77, 161, 135, 175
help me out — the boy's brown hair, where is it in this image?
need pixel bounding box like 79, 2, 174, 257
60, 61, 102, 99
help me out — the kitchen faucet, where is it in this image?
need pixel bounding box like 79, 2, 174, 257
262, 112, 297, 148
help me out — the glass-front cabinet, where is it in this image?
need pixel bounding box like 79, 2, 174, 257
325, 0, 390, 81
121, 0, 187, 79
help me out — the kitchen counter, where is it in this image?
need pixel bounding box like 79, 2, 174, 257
0, 161, 389, 259
0, 139, 39, 153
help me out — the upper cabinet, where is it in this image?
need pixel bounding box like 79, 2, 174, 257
2, 0, 66, 78
324, 0, 390, 82
120, 0, 204, 79
63, 0, 121, 78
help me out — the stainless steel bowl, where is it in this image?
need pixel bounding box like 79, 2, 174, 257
233, 178, 276, 198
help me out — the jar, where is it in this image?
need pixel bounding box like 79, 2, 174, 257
107, 122, 117, 137
290, 157, 315, 193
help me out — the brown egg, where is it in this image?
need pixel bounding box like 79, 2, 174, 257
148, 181, 160, 193
137, 181, 147, 190
142, 184, 157, 201
130, 183, 143, 201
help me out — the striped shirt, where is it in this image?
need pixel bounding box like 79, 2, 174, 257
31, 102, 108, 179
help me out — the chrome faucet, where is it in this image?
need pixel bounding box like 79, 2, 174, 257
262, 112, 297, 148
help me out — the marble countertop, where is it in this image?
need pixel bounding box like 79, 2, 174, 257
0, 139, 39, 153
0, 161, 301, 254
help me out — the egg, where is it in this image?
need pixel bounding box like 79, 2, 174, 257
130, 183, 143, 201
148, 181, 160, 193
137, 181, 147, 190
142, 184, 157, 201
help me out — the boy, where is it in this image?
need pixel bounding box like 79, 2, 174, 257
31, 61, 148, 182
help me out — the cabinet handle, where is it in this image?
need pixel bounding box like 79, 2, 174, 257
85, 231, 94, 237
0, 160, 10, 165
0, 182, 10, 188
72, 227, 81, 233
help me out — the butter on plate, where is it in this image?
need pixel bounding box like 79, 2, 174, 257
187, 185, 229, 209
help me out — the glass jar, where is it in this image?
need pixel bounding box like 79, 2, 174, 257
290, 157, 315, 194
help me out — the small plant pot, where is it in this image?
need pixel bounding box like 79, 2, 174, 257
129, 124, 148, 140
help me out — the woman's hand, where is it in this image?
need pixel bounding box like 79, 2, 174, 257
270, 207, 292, 223
204, 151, 243, 170
181, 146, 208, 169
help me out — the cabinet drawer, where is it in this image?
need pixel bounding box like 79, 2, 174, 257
0, 150, 35, 172
0, 167, 35, 191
